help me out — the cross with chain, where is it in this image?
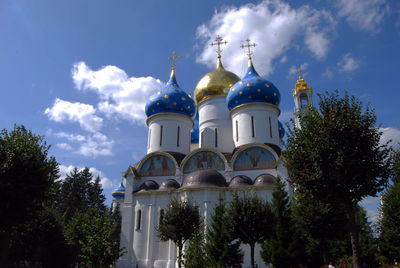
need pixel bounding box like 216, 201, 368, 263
241, 38, 256, 59
168, 51, 181, 70
211, 35, 228, 58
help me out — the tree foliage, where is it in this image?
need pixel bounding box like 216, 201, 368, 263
261, 178, 302, 267
379, 150, 400, 263
184, 225, 207, 268
0, 125, 59, 264
285, 91, 391, 268
157, 198, 201, 268
228, 193, 272, 268
205, 198, 243, 268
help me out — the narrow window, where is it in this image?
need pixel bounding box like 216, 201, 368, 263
251, 116, 255, 138
160, 125, 163, 146
236, 120, 239, 142
159, 209, 165, 225
201, 131, 204, 147
177, 126, 180, 147
215, 128, 218, 147
148, 128, 151, 149
269, 117, 272, 138
300, 93, 308, 108
136, 209, 142, 230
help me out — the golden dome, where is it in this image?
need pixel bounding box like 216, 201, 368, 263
194, 58, 240, 105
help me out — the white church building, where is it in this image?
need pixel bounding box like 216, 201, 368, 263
112, 38, 313, 268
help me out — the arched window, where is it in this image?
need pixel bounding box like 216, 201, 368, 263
160, 125, 163, 146
236, 120, 239, 142
177, 126, 180, 147
148, 129, 151, 149
136, 209, 142, 230
215, 128, 218, 147
159, 209, 164, 224
251, 116, 255, 138
300, 93, 308, 108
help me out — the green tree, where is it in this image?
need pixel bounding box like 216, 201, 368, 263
56, 167, 106, 221
285, 91, 392, 268
261, 178, 302, 268
184, 225, 207, 268
157, 198, 201, 268
228, 193, 272, 268
379, 150, 400, 263
0, 125, 59, 265
64, 208, 123, 268
205, 198, 243, 268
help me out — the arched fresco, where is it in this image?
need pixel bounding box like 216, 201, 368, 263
233, 147, 275, 170
138, 154, 176, 177
183, 150, 225, 174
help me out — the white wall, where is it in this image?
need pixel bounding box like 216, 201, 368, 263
231, 104, 280, 148
147, 113, 193, 155
198, 96, 234, 153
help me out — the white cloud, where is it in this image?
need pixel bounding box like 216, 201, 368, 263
45, 98, 103, 132
380, 127, 400, 151
78, 132, 114, 158
338, 53, 360, 72
51, 131, 114, 158
336, 0, 388, 32
58, 164, 115, 189
72, 61, 164, 124
288, 62, 308, 76
196, 0, 335, 76
56, 143, 72, 150
54, 131, 86, 142
322, 67, 334, 78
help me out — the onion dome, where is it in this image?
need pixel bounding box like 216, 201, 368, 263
159, 179, 180, 191
145, 68, 195, 118
194, 57, 240, 105
226, 58, 281, 111
229, 175, 253, 187
182, 170, 227, 188
278, 121, 285, 139
254, 174, 277, 187
136, 180, 159, 192
191, 112, 199, 144
112, 182, 125, 200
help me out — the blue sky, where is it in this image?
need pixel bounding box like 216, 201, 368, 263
1, 0, 399, 220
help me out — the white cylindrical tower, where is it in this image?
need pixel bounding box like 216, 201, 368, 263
292, 72, 313, 129
194, 57, 240, 153
145, 67, 195, 155
227, 56, 281, 149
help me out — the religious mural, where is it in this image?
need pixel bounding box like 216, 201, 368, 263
183, 151, 225, 174
138, 154, 176, 177
233, 147, 275, 170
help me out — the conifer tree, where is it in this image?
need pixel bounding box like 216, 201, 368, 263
184, 225, 207, 268
261, 177, 301, 267
379, 149, 400, 263
205, 198, 243, 267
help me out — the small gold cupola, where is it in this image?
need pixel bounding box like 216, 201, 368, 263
292, 70, 312, 96
194, 36, 240, 105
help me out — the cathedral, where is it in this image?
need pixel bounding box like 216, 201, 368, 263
112, 37, 313, 268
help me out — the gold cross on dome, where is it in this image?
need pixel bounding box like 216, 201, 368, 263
297, 69, 303, 78
241, 38, 256, 59
168, 51, 181, 70
211, 35, 228, 58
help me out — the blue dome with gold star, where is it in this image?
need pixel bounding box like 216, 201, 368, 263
226, 60, 280, 111
145, 69, 196, 118
112, 182, 125, 200
191, 112, 199, 144
278, 120, 285, 139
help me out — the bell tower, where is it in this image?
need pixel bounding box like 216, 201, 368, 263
293, 70, 313, 128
